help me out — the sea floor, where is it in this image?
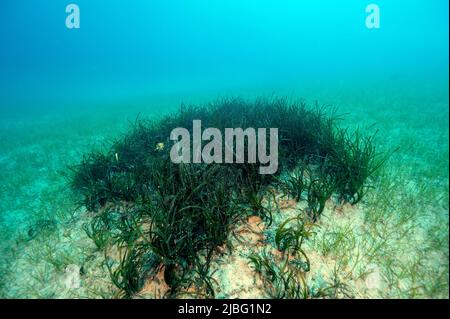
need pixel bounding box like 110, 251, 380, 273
0, 81, 448, 298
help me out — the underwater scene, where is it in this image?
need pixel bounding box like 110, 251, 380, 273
0, 1, 448, 299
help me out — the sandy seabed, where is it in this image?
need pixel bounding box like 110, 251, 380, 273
0, 84, 448, 298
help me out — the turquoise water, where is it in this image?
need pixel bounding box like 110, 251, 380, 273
0, 1, 448, 298
1, 0, 447, 115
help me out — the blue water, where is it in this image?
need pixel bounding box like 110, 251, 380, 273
0, 0, 448, 117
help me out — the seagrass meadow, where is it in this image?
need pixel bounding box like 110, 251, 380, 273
0, 1, 448, 299
69, 97, 388, 298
